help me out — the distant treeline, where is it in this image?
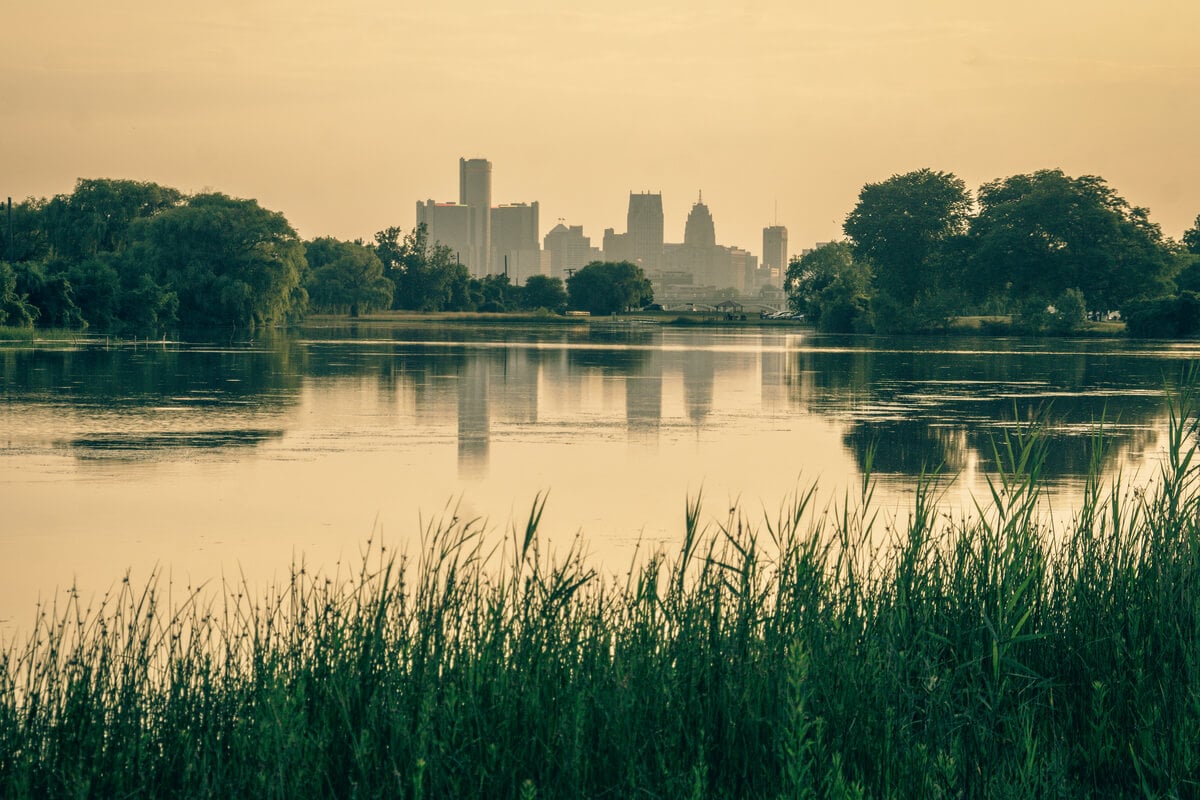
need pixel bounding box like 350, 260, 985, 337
0, 179, 652, 333
787, 169, 1200, 336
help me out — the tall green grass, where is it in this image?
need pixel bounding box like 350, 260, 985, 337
3, 400, 1200, 797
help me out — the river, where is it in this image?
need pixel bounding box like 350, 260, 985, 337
1, 320, 1196, 629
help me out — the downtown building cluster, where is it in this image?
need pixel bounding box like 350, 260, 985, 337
416, 158, 790, 306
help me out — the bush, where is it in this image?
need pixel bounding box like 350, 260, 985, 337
1124, 291, 1200, 338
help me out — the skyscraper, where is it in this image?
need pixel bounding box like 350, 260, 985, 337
762, 225, 788, 281
543, 223, 593, 279
459, 157, 492, 276
415, 200, 471, 266
491, 202, 541, 284
662, 194, 756, 293
627, 192, 663, 271
684, 195, 716, 247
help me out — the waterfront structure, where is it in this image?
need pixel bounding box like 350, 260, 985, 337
459, 157, 492, 276
491, 202, 541, 284
762, 225, 787, 283
627, 192, 664, 271
415, 200, 471, 266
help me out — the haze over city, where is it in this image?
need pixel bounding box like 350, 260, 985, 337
4, 0, 1199, 257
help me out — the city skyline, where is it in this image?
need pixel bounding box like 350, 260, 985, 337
420, 161, 776, 291
3, 2, 1198, 258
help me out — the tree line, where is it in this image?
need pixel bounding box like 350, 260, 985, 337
787, 168, 1200, 336
0, 178, 653, 333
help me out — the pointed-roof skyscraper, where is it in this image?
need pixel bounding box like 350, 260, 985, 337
684, 193, 716, 248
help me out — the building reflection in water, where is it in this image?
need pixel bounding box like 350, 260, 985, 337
760, 335, 788, 411
492, 346, 540, 426
681, 348, 714, 427
429, 327, 1177, 483
626, 348, 663, 441
457, 355, 489, 479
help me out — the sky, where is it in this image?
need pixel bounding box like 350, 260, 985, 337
4, 0, 1199, 258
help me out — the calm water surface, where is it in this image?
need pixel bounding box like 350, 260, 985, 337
2, 321, 1197, 628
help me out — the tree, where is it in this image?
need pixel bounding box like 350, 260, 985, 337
13, 261, 83, 327
43, 178, 182, 262
375, 224, 472, 311
0, 261, 37, 326
1124, 292, 1200, 338
520, 274, 568, 313
4, 198, 50, 264
785, 242, 873, 332
566, 261, 653, 315
969, 170, 1173, 312
1184, 214, 1200, 255
843, 169, 972, 308
306, 237, 393, 316
475, 273, 516, 312
133, 193, 307, 329
66, 256, 122, 331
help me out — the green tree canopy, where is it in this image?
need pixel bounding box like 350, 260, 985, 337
374, 224, 472, 311
0, 261, 37, 326
5, 198, 50, 264
43, 178, 182, 262
969, 170, 1173, 311
843, 169, 972, 307
132, 193, 307, 329
785, 242, 873, 332
566, 261, 653, 315
1184, 214, 1200, 255
520, 274, 568, 313
306, 237, 393, 316
13, 261, 83, 328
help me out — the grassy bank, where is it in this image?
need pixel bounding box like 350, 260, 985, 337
949, 315, 1126, 337
3, 408, 1200, 798
0, 326, 94, 343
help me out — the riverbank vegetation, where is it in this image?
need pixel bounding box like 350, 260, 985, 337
4, 395, 1200, 798
788, 170, 1200, 337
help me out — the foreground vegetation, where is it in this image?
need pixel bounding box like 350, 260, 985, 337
4, 404, 1200, 798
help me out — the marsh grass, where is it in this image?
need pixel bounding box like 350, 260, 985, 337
3, 401, 1200, 798
0, 327, 79, 343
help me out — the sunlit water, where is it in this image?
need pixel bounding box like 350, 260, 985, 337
2, 321, 1197, 631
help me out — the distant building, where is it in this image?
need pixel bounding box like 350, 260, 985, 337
491, 202, 541, 284
415, 200, 471, 266
459, 157, 492, 276
627, 192, 664, 271
684, 195, 716, 248
762, 225, 787, 283
603, 227, 632, 263
543, 223, 594, 279
660, 195, 757, 295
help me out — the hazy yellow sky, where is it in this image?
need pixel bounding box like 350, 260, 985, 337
4, 0, 1199, 256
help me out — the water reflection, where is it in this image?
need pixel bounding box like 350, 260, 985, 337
7, 322, 1200, 634
3, 327, 1190, 483
626, 349, 663, 439
458, 356, 490, 479
783, 336, 1176, 479
71, 429, 285, 460
0, 339, 302, 466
